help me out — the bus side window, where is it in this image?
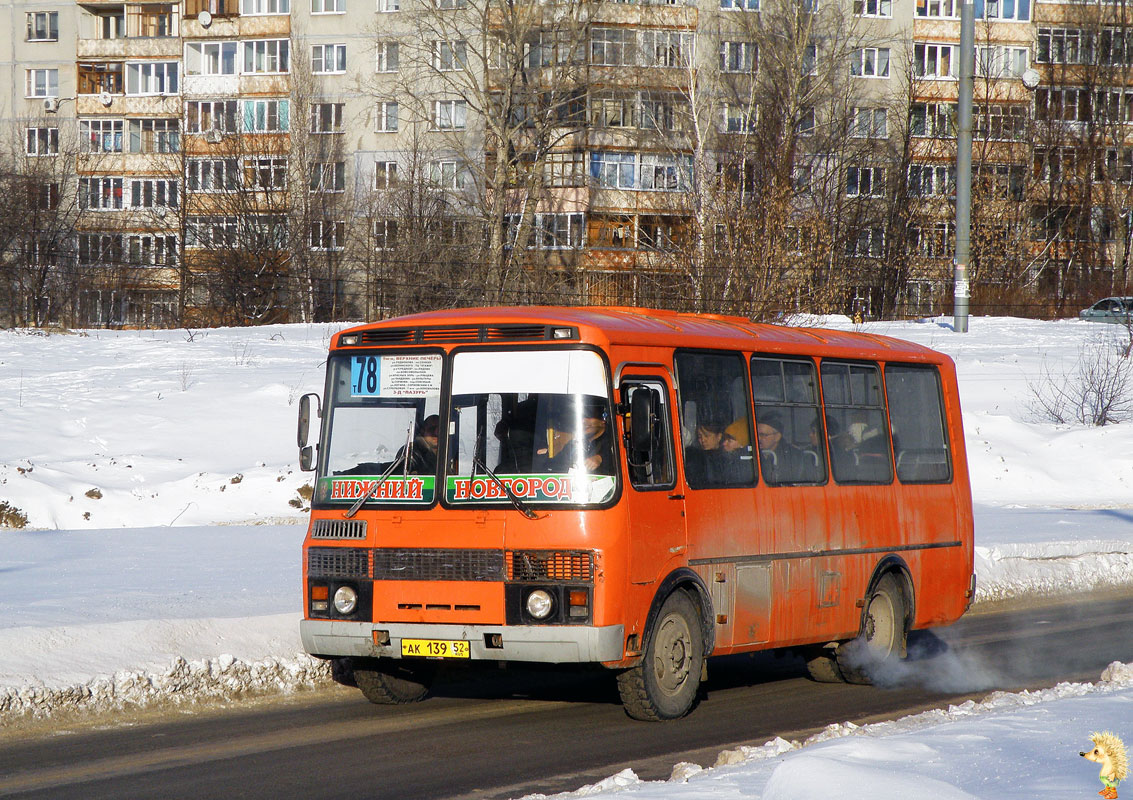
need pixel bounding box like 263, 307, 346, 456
674, 351, 756, 489
820, 362, 893, 485
751, 356, 825, 485
621, 380, 675, 489
885, 364, 952, 483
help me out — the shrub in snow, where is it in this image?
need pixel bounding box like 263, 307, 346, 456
1028, 332, 1133, 426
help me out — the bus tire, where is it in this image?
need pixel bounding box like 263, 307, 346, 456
804, 649, 845, 683
617, 590, 703, 721
836, 573, 906, 685
353, 659, 435, 704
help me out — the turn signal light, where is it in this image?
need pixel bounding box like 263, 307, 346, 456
311, 585, 329, 600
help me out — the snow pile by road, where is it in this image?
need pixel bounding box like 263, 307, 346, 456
528, 661, 1133, 800
1, 315, 1133, 727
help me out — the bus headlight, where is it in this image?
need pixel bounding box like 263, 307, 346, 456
525, 589, 554, 619
333, 585, 358, 615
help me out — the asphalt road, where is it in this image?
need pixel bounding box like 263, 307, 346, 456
1, 593, 1131, 800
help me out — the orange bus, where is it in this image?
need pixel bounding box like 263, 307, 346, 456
297, 306, 974, 720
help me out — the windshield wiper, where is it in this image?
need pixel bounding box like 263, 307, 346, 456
472, 456, 545, 521
344, 422, 415, 519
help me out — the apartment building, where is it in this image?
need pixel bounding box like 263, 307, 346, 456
0, 0, 1124, 326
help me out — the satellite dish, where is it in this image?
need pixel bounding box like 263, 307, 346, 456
98, 91, 112, 106
1021, 68, 1040, 90
197, 10, 212, 27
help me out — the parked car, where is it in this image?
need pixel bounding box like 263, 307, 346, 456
1079, 297, 1133, 323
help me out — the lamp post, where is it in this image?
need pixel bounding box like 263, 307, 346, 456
954, 0, 974, 333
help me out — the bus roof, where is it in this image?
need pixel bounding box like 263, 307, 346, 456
335, 306, 946, 363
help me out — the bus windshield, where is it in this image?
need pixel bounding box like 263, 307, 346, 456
316, 352, 443, 506
445, 349, 616, 506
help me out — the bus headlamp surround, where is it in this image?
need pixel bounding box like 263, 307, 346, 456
525, 589, 554, 619
333, 585, 358, 615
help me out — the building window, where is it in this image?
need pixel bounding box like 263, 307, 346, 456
129, 118, 180, 153
720, 0, 759, 9
912, 222, 953, 257
975, 0, 1029, 22
432, 160, 465, 189
1037, 28, 1089, 65
846, 165, 885, 197
722, 104, 757, 133
911, 102, 955, 137
908, 164, 954, 196
243, 39, 290, 73
915, 44, 955, 79
312, 43, 347, 73
79, 233, 125, 265
535, 213, 585, 249
543, 152, 585, 187
26, 69, 58, 98
975, 164, 1024, 200
374, 161, 398, 188
310, 161, 346, 192
976, 104, 1027, 141
640, 94, 679, 130
187, 99, 238, 133
851, 107, 887, 138
376, 100, 398, 132
311, 102, 345, 133
242, 0, 289, 14
639, 154, 692, 191
31, 182, 60, 210
245, 156, 288, 189
1035, 87, 1089, 122
376, 41, 399, 72
590, 93, 634, 127
915, 0, 954, 16
435, 0, 467, 8
374, 219, 397, 249
590, 151, 636, 189
851, 47, 890, 77
640, 30, 694, 68
129, 179, 178, 208
127, 235, 178, 267
186, 41, 238, 75
26, 127, 59, 156
590, 28, 631, 66
242, 99, 290, 132
434, 40, 467, 71
126, 62, 179, 95
433, 99, 466, 130
720, 41, 757, 72
797, 106, 815, 136
79, 177, 125, 210
26, 11, 58, 41
846, 227, 885, 257
312, 0, 344, 11
853, 0, 890, 15
378, 0, 399, 11
186, 216, 238, 248
976, 45, 1028, 78
309, 220, 346, 250
130, 4, 176, 37
80, 119, 124, 153
187, 158, 240, 191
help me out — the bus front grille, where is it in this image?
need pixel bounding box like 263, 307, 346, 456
372, 548, 505, 582
506, 550, 595, 582
308, 547, 370, 579
310, 519, 367, 540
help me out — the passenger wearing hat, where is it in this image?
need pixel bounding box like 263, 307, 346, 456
398, 414, 440, 474
541, 397, 614, 475
756, 411, 818, 484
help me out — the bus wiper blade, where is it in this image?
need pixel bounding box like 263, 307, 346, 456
472, 457, 546, 521
345, 423, 415, 519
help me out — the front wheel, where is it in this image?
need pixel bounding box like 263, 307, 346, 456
836, 573, 907, 685
352, 658, 436, 704
617, 590, 704, 721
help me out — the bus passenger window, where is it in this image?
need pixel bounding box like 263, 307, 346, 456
820, 362, 892, 484
885, 364, 952, 483
621, 380, 675, 489
675, 351, 755, 489
751, 357, 824, 485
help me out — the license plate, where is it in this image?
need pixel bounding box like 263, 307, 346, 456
400, 638, 470, 659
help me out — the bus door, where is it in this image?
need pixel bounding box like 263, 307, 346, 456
620, 375, 686, 585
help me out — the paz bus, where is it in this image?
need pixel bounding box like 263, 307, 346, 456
297, 306, 974, 720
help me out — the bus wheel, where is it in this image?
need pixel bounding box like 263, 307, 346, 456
353, 659, 436, 704
804, 648, 845, 683
617, 590, 704, 721
837, 574, 906, 686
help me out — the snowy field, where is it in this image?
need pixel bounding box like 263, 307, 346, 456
1, 315, 1132, 798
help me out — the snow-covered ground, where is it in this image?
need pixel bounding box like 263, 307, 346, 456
1, 316, 1132, 799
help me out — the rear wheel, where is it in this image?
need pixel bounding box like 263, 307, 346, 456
617, 590, 704, 721
352, 658, 436, 704
836, 573, 907, 685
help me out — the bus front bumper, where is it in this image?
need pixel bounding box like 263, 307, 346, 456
301, 619, 625, 664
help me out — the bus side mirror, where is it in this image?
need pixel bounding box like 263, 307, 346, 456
298, 392, 321, 472
629, 388, 658, 455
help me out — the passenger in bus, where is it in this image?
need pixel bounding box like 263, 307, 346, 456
684, 420, 734, 486
757, 413, 819, 484
721, 420, 755, 483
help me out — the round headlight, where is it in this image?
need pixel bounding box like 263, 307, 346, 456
333, 585, 358, 615
525, 589, 554, 619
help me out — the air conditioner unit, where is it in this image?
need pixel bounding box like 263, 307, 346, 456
205, 128, 223, 144
43, 98, 59, 113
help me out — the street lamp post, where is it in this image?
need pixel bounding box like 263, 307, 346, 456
954, 0, 974, 333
